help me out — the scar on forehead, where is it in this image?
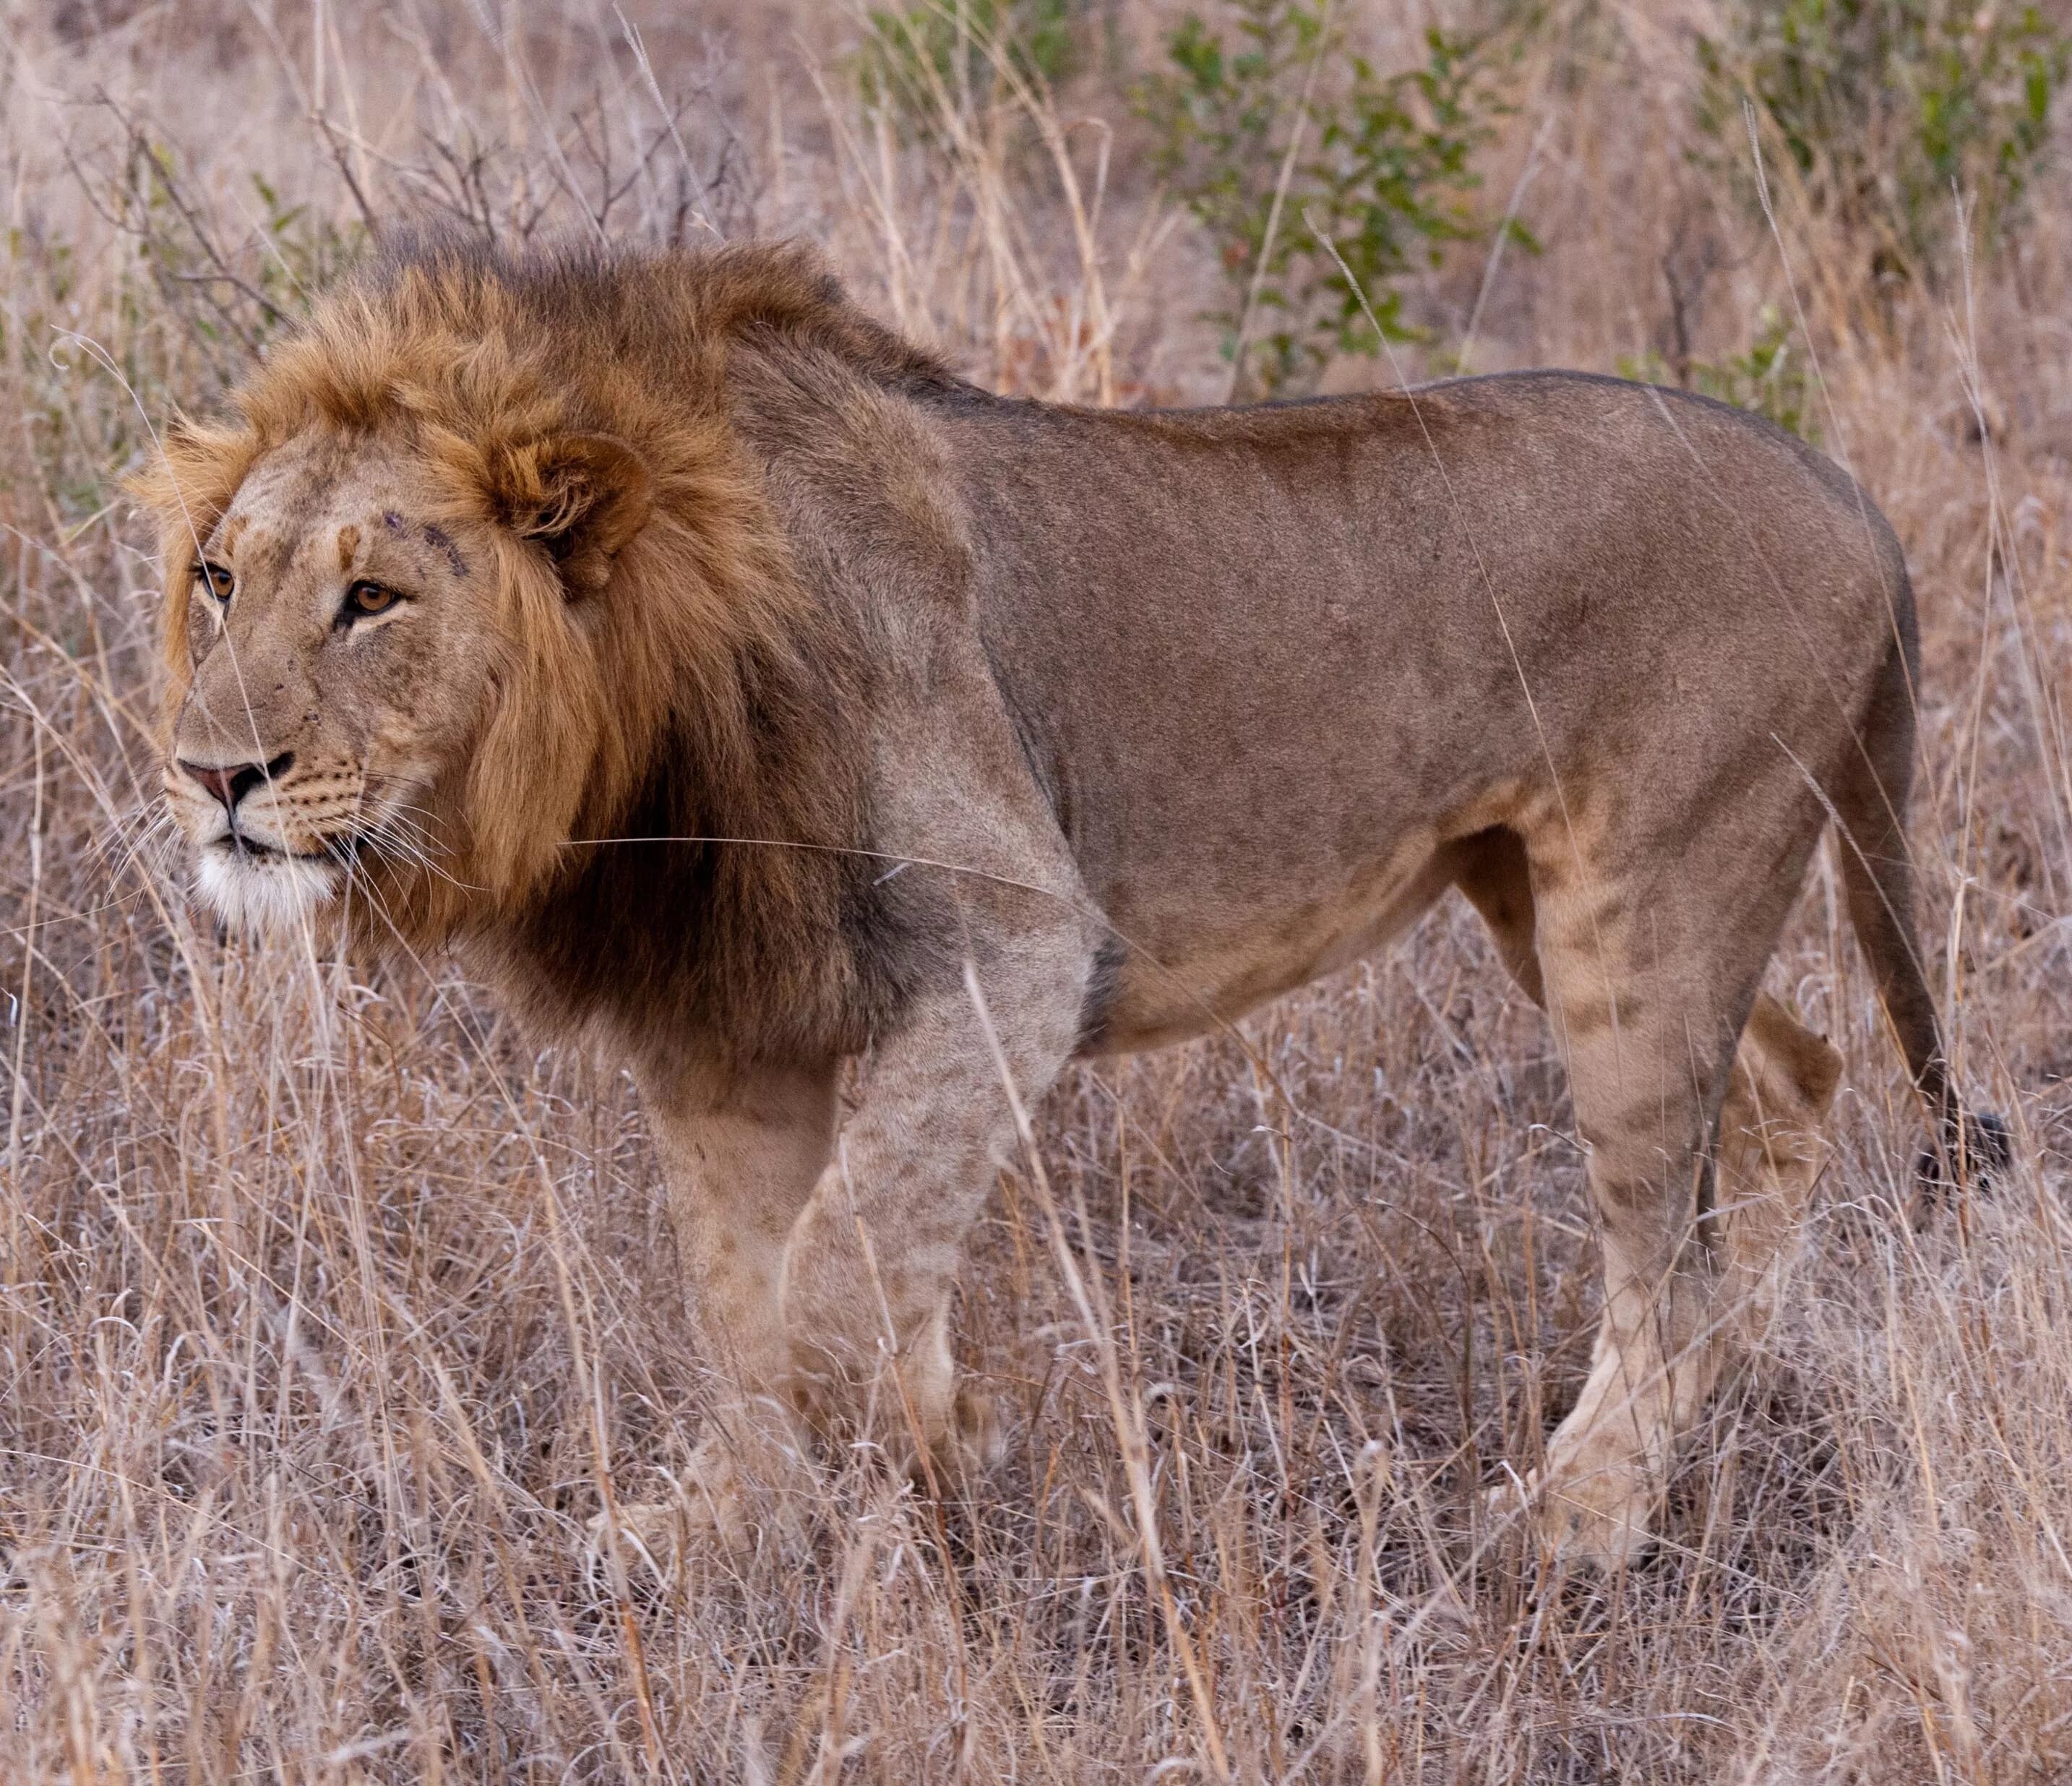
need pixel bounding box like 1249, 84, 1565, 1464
382, 510, 405, 532
421, 523, 469, 578
336, 524, 361, 572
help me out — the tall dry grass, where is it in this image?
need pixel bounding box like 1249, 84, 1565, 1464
1, 1, 2068, 1779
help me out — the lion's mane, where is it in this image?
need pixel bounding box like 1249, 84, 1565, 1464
137, 237, 963, 1062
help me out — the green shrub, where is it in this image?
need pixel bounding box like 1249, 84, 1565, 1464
1135, 4, 1517, 397
1696, 1, 2069, 282
105, 134, 367, 392
856, 0, 1091, 132
1619, 305, 1820, 445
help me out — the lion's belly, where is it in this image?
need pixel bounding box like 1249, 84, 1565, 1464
1084, 830, 1452, 1055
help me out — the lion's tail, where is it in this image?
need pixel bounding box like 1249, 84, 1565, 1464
1831, 630, 2009, 1186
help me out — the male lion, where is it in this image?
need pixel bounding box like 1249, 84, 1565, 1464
138, 238, 2000, 1568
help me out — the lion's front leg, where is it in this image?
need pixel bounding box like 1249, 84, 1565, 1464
611, 1060, 839, 1558
778, 937, 1092, 1482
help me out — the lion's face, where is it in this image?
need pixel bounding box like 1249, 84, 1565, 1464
163, 429, 503, 935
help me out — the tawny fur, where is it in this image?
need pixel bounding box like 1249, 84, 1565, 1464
137, 236, 1995, 1568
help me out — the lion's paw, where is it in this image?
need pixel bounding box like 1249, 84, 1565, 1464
586, 1494, 712, 1589
1484, 1459, 1659, 1576
586, 1434, 807, 1584
859, 1381, 1006, 1491
947, 1385, 1004, 1477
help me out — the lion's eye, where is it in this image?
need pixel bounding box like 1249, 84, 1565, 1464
192, 562, 233, 602
340, 580, 400, 624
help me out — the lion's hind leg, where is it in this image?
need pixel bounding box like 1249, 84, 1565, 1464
1456, 810, 1834, 1568
1713, 993, 1842, 1349
1453, 835, 1841, 1348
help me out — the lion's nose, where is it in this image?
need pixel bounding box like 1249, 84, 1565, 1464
179, 751, 294, 813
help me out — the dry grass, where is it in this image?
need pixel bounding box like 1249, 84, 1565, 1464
3, 1, 2071, 1779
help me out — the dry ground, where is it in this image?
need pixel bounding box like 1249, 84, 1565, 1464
2, 1, 2071, 1779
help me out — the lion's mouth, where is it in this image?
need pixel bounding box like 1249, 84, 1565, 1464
214, 831, 338, 865
194, 828, 353, 933
201, 815, 377, 867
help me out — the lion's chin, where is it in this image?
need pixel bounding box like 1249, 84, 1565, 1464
193, 838, 345, 936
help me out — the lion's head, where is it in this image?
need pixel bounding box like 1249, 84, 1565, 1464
146, 416, 651, 935
133, 237, 941, 972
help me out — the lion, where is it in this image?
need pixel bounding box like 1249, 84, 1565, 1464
136, 236, 2003, 1569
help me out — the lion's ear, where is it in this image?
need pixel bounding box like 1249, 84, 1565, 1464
511, 432, 653, 596
125, 414, 249, 532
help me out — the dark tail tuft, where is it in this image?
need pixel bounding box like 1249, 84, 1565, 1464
1914, 1108, 2012, 1200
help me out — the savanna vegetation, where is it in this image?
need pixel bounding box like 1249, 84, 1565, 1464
2, 0, 2069, 1777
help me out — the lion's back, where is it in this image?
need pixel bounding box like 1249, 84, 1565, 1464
906, 367, 1912, 1032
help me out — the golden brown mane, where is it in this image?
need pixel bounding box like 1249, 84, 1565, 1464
137, 237, 963, 1064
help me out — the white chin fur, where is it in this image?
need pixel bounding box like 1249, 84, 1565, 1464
194, 843, 343, 935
